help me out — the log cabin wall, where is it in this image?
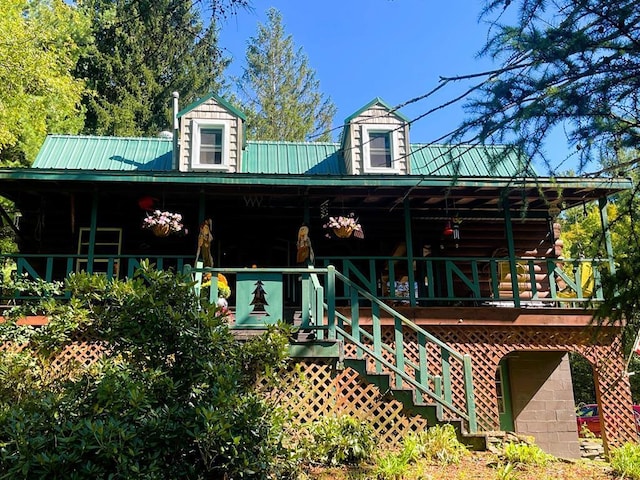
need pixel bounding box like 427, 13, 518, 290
412, 217, 554, 300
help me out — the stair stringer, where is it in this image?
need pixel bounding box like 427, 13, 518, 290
343, 357, 486, 448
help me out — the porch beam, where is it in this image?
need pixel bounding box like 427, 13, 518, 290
404, 197, 416, 307
87, 191, 98, 274
502, 194, 520, 308
599, 197, 615, 274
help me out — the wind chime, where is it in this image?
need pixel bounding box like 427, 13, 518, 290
442, 199, 461, 248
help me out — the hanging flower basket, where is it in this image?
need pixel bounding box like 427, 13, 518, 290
142, 210, 184, 237
333, 226, 353, 238
323, 213, 364, 239
152, 224, 170, 237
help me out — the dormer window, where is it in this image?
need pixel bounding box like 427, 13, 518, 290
361, 124, 400, 173
191, 118, 232, 170
200, 128, 223, 164
369, 131, 392, 168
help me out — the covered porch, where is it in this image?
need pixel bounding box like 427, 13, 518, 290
0, 169, 626, 312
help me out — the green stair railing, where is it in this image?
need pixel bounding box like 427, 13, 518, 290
324, 266, 478, 433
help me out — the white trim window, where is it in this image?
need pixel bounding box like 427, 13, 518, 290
190, 119, 232, 170
361, 124, 400, 173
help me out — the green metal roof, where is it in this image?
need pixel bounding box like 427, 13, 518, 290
30, 135, 531, 178
410, 144, 534, 177
176, 92, 247, 121
242, 141, 344, 175
33, 135, 173, 171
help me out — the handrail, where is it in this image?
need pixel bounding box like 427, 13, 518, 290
182, 263, 477, 431
1, 253, 191, 283
330, 267, 477, 432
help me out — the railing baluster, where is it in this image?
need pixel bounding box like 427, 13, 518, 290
315, 284, 324, 340
416, 332, 428, 405
352, 286, 363, 360
463, 354, 478, 433
434, 375, 443, 419
327, 266, 336, 340
441, 348, 452, 408
372, 299, 382, 374
394, 315, 404, 390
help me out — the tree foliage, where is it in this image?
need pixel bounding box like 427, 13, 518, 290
425, 0, 640, 360
0, 0, 89, 166
78, 0, 230, 136
0, 263, 293, 478
236, 8, 337, 142
430, 0, 640, 176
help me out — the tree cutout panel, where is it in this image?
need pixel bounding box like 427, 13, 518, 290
235, 273, 283, 326
250, 280, 269, 315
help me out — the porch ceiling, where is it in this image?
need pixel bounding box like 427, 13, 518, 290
0, 170, 631, 217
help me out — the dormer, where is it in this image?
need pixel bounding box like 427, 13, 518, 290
176, 93, 246, 173
341, 98, 410, 175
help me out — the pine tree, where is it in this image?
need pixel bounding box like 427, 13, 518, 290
78, 0, 230, 136
236, 8, 336, 142
435, 0, 640, 177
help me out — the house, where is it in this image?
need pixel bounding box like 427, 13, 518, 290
0, 93, 636, 457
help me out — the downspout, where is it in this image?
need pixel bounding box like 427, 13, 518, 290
172, 91, 179, 170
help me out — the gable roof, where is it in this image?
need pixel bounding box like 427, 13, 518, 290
176, 92, 247, 121
343, 97, 411, 123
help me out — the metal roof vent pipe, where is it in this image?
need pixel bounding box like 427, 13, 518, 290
172, 91, 179, 169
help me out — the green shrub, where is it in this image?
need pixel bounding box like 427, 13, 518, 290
611, 442, 640, 480
374, 450, 411, 480
403, 423, 468, 465
304, 414, 377, 466
0, 262, 293, 479
502, 441, 552, 467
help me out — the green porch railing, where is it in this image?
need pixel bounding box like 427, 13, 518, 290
1, 253, 605, 309
185, 263, 478, 434
318, 255, 605, 308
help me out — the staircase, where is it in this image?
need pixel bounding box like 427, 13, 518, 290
186, 263, 479, 439
302, 266, 478, 438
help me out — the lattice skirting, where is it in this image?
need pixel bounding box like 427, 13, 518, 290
260, 360, 430, 448
341, 324, 636, 449
2, 324, 635, 450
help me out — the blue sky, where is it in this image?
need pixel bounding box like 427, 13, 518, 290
217, 0, 497, 145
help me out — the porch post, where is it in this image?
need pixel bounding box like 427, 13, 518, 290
303, 196, 310, 226
599, 197, 616, 274
87, 191, 99, 275
403, 197, 416, 307
198, 191, 205, 225
502, 193, 520, 308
